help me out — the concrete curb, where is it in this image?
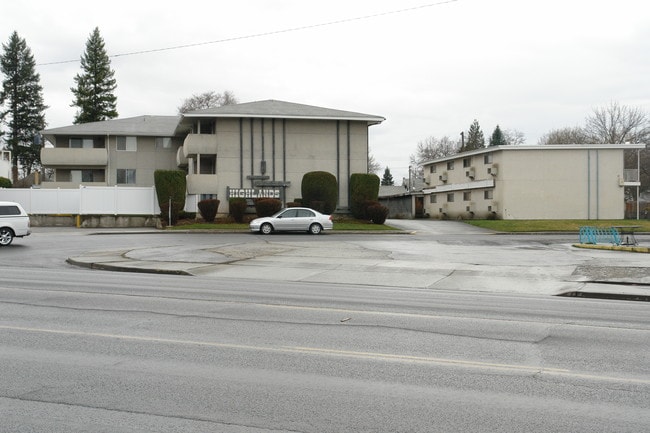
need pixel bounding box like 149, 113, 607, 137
572, 243, 650, 253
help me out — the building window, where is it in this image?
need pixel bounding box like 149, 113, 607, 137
155, 137, 172, 149
463, 157, 471, 168
484, 153, 493, 164
193, 120, 215, 134
463, 191, 471, 201
117, 169, 136, 184
447, 161, 455, 170
429, 165, 436, 173
430, 194, 437, 204
117, 136, 137, 151
447, 193, 455, 202
484, 190, 494, 200
70, 138, 94, 149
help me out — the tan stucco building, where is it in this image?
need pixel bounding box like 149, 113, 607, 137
41, 100, 384, 214
422, 144, 644, 220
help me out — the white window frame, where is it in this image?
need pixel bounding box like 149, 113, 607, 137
117, 136, 137, 151
116, 168, 136, 184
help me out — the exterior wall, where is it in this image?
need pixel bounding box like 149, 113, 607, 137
107, 136, 181, 187
185, 117, 369, 214
422, 146, 635, 220
498, 148, 625, 219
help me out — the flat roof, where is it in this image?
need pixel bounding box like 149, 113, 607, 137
422, 144, 647, 165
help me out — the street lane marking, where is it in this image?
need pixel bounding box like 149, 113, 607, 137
2, 325, 649, 385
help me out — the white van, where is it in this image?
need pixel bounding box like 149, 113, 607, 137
0, 201, 31, 246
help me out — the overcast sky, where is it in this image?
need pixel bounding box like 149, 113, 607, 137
3, 0, 649, 182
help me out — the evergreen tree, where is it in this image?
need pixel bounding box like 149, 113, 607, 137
489, 124, 507, 147
381, 167, 394, 186
0, 31, 47, 180
71, 27, 118, 124
461, 119, 485, 152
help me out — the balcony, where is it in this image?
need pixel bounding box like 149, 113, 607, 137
176, 146, 188, 168
620, 169, 640, 187
182, 134, 217, 158
41, 148, 107, 167
186, 174, 219, 194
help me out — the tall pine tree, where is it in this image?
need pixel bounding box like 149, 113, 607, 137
0, 31, 47, 180
489, 124, 507, 147
461, 119, 485, 152
381, 167, 394, 186
71, 27, 118, 124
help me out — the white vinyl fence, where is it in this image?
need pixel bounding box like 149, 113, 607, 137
0, 186, 162, 215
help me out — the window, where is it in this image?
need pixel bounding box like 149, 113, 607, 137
430, 195, 437, 204
484, 153, 493, 164
447, 193, 455, 202
429, 165, 436, 173
484, 190, 494, 200
70, 138, 93, 148
297, 209, 315, 218
463, 157, 471, 168
71, 169, 102, 183
463, 191, 472, 201
198, 155, 217, 174
193, 120, 215, 134
0, 205, 20, 216
117, 169, 136, 184
447, 161, 455, 170
155, 137, 172, 149
116, 136, 137, 151
280, 209, 299, 218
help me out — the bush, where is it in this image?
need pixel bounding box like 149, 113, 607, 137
361, 200, 381, 220
286, 201, 301, 208
0, 176, 11, 188
350, 173, 380, 219
301, 171, 338, 214
198, 199, 219, 223
154, 170, 186, 225
254, 198, 282, 217
367, 204, 389, 224
229, 198, 248, 223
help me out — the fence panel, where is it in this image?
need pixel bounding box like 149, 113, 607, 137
0, 186, 162, 215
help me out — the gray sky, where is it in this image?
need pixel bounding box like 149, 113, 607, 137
3, 0, 649, 182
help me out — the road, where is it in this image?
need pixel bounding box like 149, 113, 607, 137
1, 226, 649, 432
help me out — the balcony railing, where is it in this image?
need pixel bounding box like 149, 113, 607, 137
624, 169, 639, 182
186, 174, 218, 194
183, 134, 217, 158
41, 148, 107, 167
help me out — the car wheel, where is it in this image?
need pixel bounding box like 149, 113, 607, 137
260, 223, 273, 235
0, 227, 14, 246
309, 223, 322, 235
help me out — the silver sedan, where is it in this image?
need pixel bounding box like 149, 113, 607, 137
249, 207, 333, 235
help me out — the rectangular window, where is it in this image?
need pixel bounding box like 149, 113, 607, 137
447, 161, 455, 170
117, 169, 136, 184
484, 153, 493, 164
463, 157, 471, 168
447, 193, 455, 202
116, 136, 137, 151
430, 194, 437, 204
484, 190, 494, 200
155, 137, 172, 149
199, 155, 217, 174
194, 120, 216, 134
70, 138, 94, 149
463, 191, 472, 201
429, 165, 436, 173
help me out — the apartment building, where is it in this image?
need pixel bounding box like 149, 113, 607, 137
422, 144, 644, 220
40, 100, 384, 214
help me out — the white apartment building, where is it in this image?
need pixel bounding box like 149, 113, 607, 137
422, 144, 644, 220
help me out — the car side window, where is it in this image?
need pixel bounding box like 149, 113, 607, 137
0, 205, 20, 216
297, 209, 315, 218
280, 209, 298, 218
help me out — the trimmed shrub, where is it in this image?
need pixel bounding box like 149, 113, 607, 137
254, 198, 282, 217
350, 173, 380, 219
198, 199, 219, 223
286, 201, 301, 208
367, 204, 389, 225
362, 200, 381, 220
301, 171, 338, 214
229, 197, 248, 223
0, 176, 11, 188
154, 170, 186, 225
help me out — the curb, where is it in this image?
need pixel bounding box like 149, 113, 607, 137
572, 243, 650, 253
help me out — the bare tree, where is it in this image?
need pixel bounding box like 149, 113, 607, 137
538, 126, 589, 144
178, 90, 238, 113
503, 129, 526, 145
409, 135, 459, 166
584, 101, 649, 144
367, 151, 381, 174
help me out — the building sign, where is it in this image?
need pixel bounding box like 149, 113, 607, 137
227, 187, 281, 199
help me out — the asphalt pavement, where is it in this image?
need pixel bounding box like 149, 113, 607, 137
66, 220, 650, 301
